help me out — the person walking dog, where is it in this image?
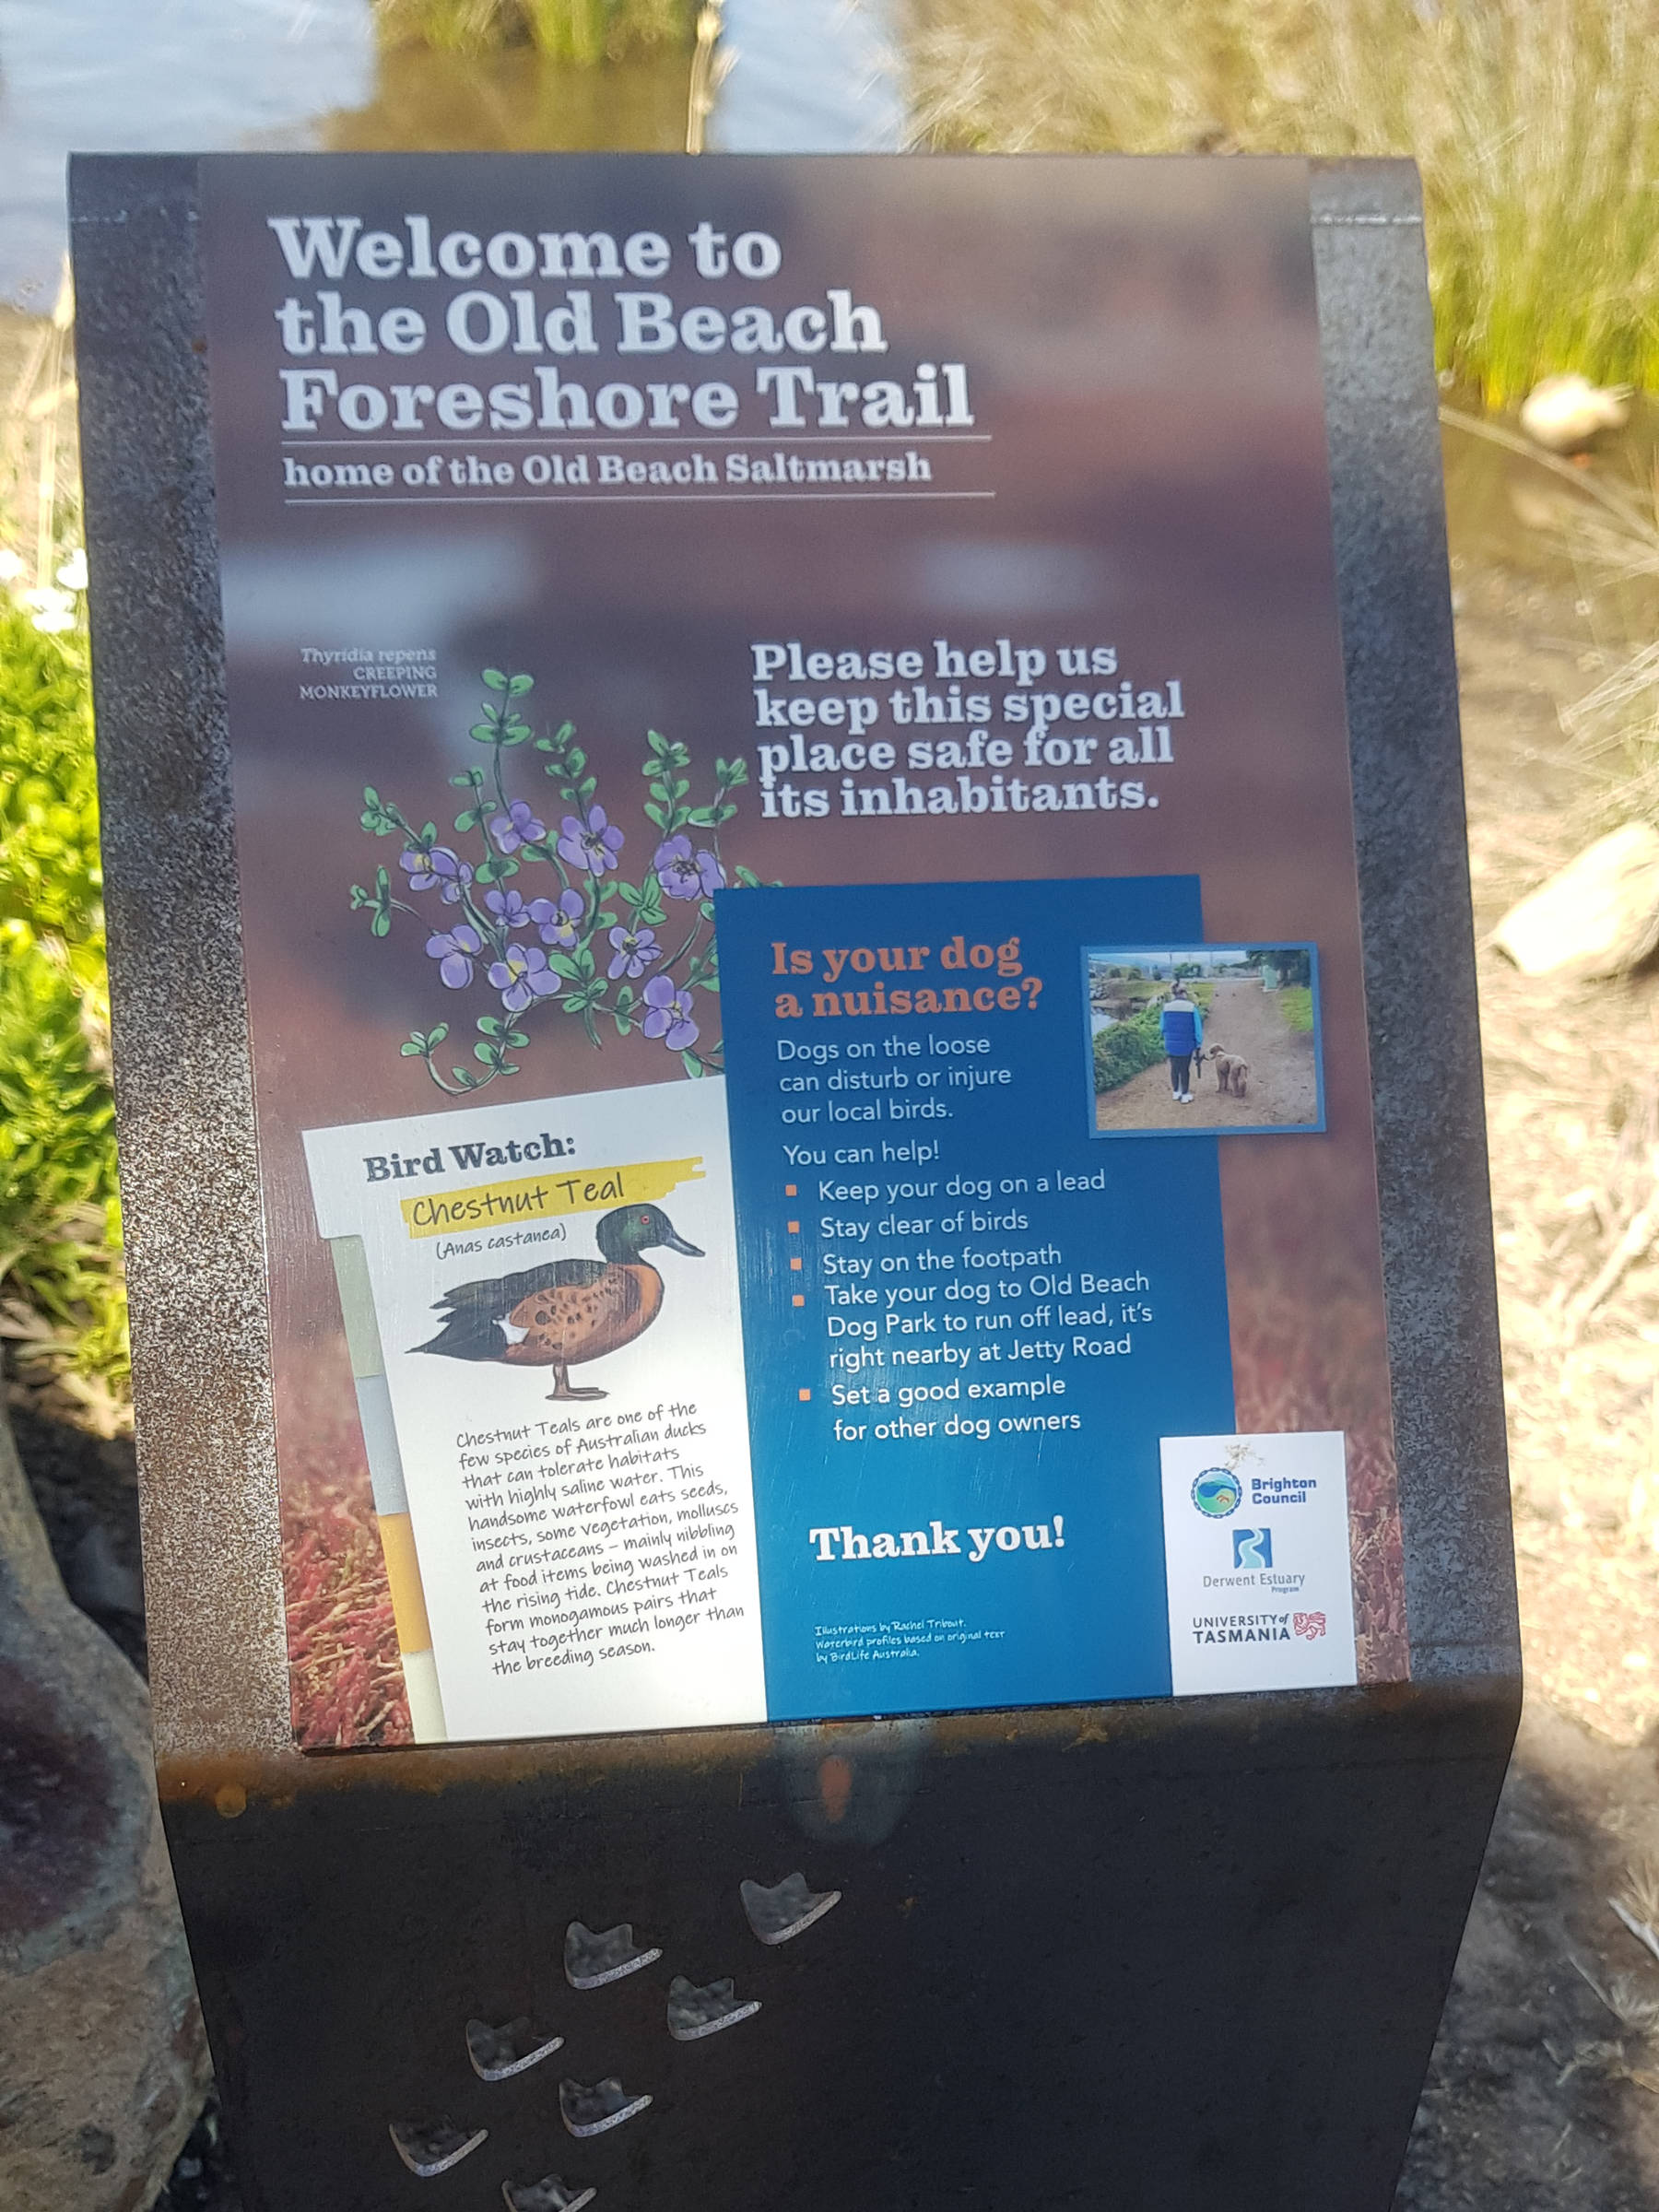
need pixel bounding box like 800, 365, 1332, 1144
1160, 981, 1203, 1102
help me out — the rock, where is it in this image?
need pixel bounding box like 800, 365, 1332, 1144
0, 1383, 208, 2212
1517, 371, 1632, 454
1491, 821, 1659, 978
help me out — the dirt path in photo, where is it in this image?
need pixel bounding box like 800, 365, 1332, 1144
1094, 977, 1318, 1132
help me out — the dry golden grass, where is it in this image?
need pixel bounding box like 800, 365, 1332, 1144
904, 0, 1659, 404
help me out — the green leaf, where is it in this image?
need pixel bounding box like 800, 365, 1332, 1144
508, 673, 534, 695
687, 806, 714, 827
548, 953, 582, 982
477, 1015, 503, 1037
734, 865, 761, 888
504, 1029, 528, 1047
482, 668, 508, 690
400, 1040, 422, 1056
682, 1049, 704, 1077
643, 801, 667, 830
371, 912, 391, 937
428, 1023, 449, 1045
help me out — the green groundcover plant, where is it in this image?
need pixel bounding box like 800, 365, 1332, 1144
0, 594, 128, 1417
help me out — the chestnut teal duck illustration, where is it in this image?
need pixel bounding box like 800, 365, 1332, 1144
413, 1203, 701, 1399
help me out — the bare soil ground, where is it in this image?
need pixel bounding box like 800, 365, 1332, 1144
1095, 976, 1320, 1131
1389, 423, 1659, 2205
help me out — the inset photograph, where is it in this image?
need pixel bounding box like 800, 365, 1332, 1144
1083, 944, 1324, 1137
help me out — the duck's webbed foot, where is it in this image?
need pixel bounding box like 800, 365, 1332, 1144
547, 1369, 607, 1402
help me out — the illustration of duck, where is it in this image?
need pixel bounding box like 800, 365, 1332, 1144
413, 1204, 702, 1400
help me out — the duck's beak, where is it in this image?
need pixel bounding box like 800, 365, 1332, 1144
662, 1231, 703, 1257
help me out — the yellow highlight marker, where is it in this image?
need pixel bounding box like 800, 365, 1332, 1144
377, 1511, 433, 1653
400, 1156, 704, 1241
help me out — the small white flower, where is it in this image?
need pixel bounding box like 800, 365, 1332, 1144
0, 548, 25, 582
54, 547, 88, 592
23, 584, 76, 633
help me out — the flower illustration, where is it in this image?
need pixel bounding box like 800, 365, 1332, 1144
402, 845, 474, 902
488, 941, 562, 1014
558, 805, 625, 877
489, 798, 547, 854
485, 886, 534, 929
355, 671, 756, 1096
641, 973, 699, 1050
607, 924, 661, 981
427, 923, 483, 989
530, 887, 586, 949
654, 833, 724, 900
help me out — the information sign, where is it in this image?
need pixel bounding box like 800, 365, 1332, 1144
193, 152, 1407, 1747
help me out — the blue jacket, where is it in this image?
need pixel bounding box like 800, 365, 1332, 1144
1159, 996, 1203, 1054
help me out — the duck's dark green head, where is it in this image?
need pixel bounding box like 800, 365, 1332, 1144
596, 1204, 703, 1263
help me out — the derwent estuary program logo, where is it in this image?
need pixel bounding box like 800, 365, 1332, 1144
1191, 1468, 1241, 1518
1231, 1527, 1272, 1570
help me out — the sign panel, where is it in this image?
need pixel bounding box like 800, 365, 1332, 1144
195, 152, 1405, 1747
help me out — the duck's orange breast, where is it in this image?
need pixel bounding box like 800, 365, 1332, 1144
503, 1263, 663, 1367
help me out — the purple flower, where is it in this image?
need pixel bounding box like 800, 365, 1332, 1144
403, 844, 474, 902
485, 886, 533, 929
606, 924, 661, 981
487, 942, 561, 1015
653, 833, 724, 901
426, 923, 482, 990
557, 805, 625, 877
641, 973, 699, 1051
530, 887, 586, 951
488, 799, 547, 855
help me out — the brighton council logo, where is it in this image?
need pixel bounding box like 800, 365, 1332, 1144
1294, 1613, 1327, 1641
1191, 1468, 1242, 1519
1231, 1527, 1272, 1570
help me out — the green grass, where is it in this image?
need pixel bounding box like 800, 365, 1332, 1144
371, 0, 694, 62
905, 0, 1659, 405
1276, 984, 1315, 1034
0, 596, 127, 1418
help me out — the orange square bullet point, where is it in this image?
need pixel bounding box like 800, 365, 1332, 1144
787, 1219, 800, 1233
785, 1183, 797, 1196
793, 1293, 806, 1307
790, 1256, 803, 1271
798, 1387, 812, 1402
